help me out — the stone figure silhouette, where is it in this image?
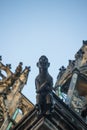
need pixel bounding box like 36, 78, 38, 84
35, 55, 53, 115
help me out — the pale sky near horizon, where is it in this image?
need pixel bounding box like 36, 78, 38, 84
0, 0, 87, 104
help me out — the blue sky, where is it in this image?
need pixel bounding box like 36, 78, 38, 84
0, 0, 87, 104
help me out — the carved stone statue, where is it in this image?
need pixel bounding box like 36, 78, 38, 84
35, 55, 53, 115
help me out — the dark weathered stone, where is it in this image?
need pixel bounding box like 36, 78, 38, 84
35, 55, 53, 115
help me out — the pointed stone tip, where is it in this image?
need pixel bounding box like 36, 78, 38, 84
19, 62, 23, 65
6, 64, 11, 69
0, 56, 2, 61
83, 40, 87, 45
25, 66, 31, 71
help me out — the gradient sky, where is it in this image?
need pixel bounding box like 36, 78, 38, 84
0, 0, 87, 104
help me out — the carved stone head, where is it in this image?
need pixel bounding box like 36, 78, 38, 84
37, 55, 50, 69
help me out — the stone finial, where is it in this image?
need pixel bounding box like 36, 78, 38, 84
75, 49, 84, 59
15, 62, 23, 75
0, 56, 2, 61
6, 64, 11, 69
83, 40, 87, 45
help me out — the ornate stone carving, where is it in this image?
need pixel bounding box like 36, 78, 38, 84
0, 58, 34, 130
55, 40, 87, 122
